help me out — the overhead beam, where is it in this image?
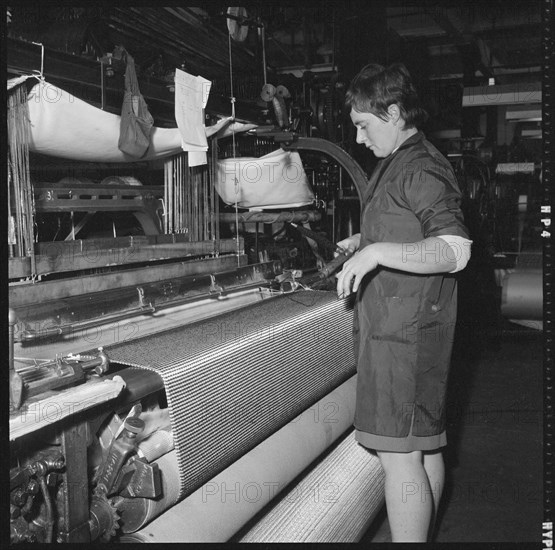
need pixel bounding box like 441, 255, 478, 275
422, 5, 495, 79
473, 22, 542, 40
9, 240, 242, 280
7, 37, 261, 124
112, 7, 254, 73
401, 22, 542, 44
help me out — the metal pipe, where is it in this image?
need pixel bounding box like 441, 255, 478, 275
38, 476, 54, 543
259, 23, 267, 86
79, 348, 110, 375
218, 211, 321, 224
30, 41, 44, 77
19, 304, 156, 343
100, 60, 104, 110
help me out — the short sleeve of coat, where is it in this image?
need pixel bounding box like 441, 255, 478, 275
403, 161, 469, 239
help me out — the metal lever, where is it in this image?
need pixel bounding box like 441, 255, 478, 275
94, 417, 145, 497
116, 458, 162, 499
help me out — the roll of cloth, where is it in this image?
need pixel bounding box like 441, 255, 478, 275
121, 375, 359, 541
500, 252, 543, 320
102, 290, 356, 500
237, 430, 385, 542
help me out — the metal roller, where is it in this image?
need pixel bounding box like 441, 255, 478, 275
501, 270, 543, 320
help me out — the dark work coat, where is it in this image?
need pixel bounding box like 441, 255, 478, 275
353, 131, 469, 440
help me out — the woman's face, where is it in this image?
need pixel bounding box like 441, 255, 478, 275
350, 108, 398, 158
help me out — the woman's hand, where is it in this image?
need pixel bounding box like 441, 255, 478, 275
336, 243, 381, 298
335, 233, 361, 256
336, 237, 461, 298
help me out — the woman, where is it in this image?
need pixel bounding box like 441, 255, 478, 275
336, 63, 471, 542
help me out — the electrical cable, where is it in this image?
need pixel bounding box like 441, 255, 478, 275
288, 222, 341, 255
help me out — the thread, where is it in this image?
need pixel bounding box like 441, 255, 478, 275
228, 30, 241, 265
7, 82, 35, 273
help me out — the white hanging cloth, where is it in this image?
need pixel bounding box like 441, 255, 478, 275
26, 80, 255, 163
215, 148, 315, 210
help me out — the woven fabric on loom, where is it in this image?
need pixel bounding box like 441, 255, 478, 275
104, 290, 355, 499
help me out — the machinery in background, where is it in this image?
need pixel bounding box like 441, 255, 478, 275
451, 77, 544, 334
450, 140, 543, 339
282, 71, 347, 144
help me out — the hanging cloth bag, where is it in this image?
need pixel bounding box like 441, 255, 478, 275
118, 53, 154, 158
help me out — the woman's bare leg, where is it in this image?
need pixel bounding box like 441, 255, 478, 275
377, 450, 433, 542
423, 449, 445, 539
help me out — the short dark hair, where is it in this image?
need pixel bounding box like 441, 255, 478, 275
345, 63, 428, 129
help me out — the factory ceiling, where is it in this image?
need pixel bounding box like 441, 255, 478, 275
6, 2, 543, 127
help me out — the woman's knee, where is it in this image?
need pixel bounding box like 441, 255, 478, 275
377, 450, 423, 472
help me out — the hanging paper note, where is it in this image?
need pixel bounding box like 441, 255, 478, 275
174, 68, 211, 166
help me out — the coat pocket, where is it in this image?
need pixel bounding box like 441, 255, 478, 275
369, 296, 421, 344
